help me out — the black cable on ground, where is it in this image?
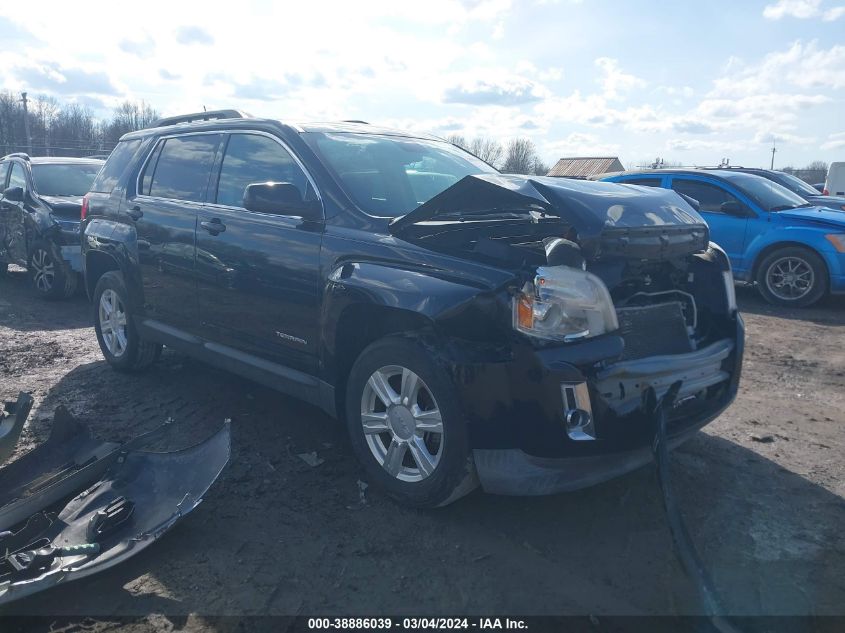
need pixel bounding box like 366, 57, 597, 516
647, 383, 742, 633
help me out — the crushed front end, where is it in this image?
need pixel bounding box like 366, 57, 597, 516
395, 176, 745, 495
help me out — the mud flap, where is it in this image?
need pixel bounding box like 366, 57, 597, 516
0, 393, 34, 465
648, 384, 739, 633
0, 407, 173, 533
0, 422, 230, 606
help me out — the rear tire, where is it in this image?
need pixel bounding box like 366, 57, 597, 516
93, 271, 162, 372
29, 240, 77, 300
345, 335, 477, 508
755, 246, 827, 308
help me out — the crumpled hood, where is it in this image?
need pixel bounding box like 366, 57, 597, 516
776, 206, 845, 229
389, 174, 706, 237
40, 195, 83, 221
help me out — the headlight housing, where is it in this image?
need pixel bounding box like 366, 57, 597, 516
513, 266, 618, 342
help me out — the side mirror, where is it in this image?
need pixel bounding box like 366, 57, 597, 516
2, 186, 24, 203
720, 200, 746, 216
243, 182, 321, 220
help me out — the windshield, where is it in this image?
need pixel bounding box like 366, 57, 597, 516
771, 171, 823, 198
31, 163, 101, 197
733, 174, 810, 211
303, 132, 497, 217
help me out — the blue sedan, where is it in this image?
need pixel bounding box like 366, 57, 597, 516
602, 169, 845, 307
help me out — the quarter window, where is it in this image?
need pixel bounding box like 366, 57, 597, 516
215, 134, 310, 208
0, 162, 8, 189
671, 179, 742, 214
144, 135, 220, 202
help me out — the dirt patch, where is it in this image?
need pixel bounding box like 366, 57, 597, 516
1, 267, 844, 627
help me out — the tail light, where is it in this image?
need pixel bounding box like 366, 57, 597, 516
81, 194, 89, 220
823, 188, 830, 196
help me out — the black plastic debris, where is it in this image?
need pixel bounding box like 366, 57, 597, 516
0, 421, 230, 605
0, 393, 34, 465
0, 407, 171, 533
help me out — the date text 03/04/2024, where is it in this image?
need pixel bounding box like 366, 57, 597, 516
307, 618, 529, 630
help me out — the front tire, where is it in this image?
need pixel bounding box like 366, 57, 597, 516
93, 271, 161, 372
756, 246, 827, 308
29, 240, 77, 299
345, 336, 477, 508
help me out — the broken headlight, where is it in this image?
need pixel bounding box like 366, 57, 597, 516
513, 266, 619, 342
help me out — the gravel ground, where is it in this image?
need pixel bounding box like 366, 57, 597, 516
0, 265, 843, 630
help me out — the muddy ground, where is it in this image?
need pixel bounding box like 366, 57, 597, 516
0, 265, 844, 631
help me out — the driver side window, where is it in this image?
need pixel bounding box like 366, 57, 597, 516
8, 163, 26, 190
215, 134, 310, 208
671, 179, 741, 214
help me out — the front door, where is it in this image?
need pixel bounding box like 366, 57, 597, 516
670, 177, 751, 270
129, 133, 221, 331
196, 132, 323, 376
0, 162, 29, 266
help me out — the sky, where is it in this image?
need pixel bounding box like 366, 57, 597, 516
0, 0, 843, 169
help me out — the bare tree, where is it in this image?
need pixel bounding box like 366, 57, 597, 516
502, 138, 538, 174
532, 157, 549, 176
468, 137, 504, 169
445, 133, 468, 149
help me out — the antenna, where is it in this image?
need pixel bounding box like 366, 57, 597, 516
770, 137, 776, 170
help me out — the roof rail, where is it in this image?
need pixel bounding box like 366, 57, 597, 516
6, 152, 30, 161
342, 119, 369, 124
151, 109, 250, 128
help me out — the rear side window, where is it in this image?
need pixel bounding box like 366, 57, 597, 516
144, 134, 220, 202
215, 134, 310, 207
623, 177, 661, 187
90, 139, 142, 193
671, 179, 740, 214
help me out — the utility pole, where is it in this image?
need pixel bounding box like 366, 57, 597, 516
20, 92, 33, 156
770, 137, 776, 170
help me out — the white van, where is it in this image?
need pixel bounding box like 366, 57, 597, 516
825, 162, 845, 196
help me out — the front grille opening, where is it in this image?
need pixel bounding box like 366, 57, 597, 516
616, 301, 693, 361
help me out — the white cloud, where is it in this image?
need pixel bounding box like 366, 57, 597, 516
542, 132, 621, 159
594, 57, 646, 100
821, 132, 845, 150
763, 0, 845, 19
442, 72, 550, 106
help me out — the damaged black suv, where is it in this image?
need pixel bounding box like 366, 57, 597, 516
82, 110, 744, 507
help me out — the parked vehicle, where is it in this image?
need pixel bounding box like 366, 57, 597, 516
82, 110, 743, 507
825, 162, 845, 197
602, 169, 845, 307
717, 167, 845, 212
0, 154, 103, 298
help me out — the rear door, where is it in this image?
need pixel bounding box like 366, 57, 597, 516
669, 176, 751, 269
129, 133, 221, 332
196, 131, 323, 376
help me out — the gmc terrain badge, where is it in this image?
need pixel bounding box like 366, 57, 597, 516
276, 331, 307, 345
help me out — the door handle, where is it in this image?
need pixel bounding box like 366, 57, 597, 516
200, 219, 226, 235
127, 205, 143, 221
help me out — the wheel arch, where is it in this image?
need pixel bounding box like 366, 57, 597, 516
329, 303, 437, 420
